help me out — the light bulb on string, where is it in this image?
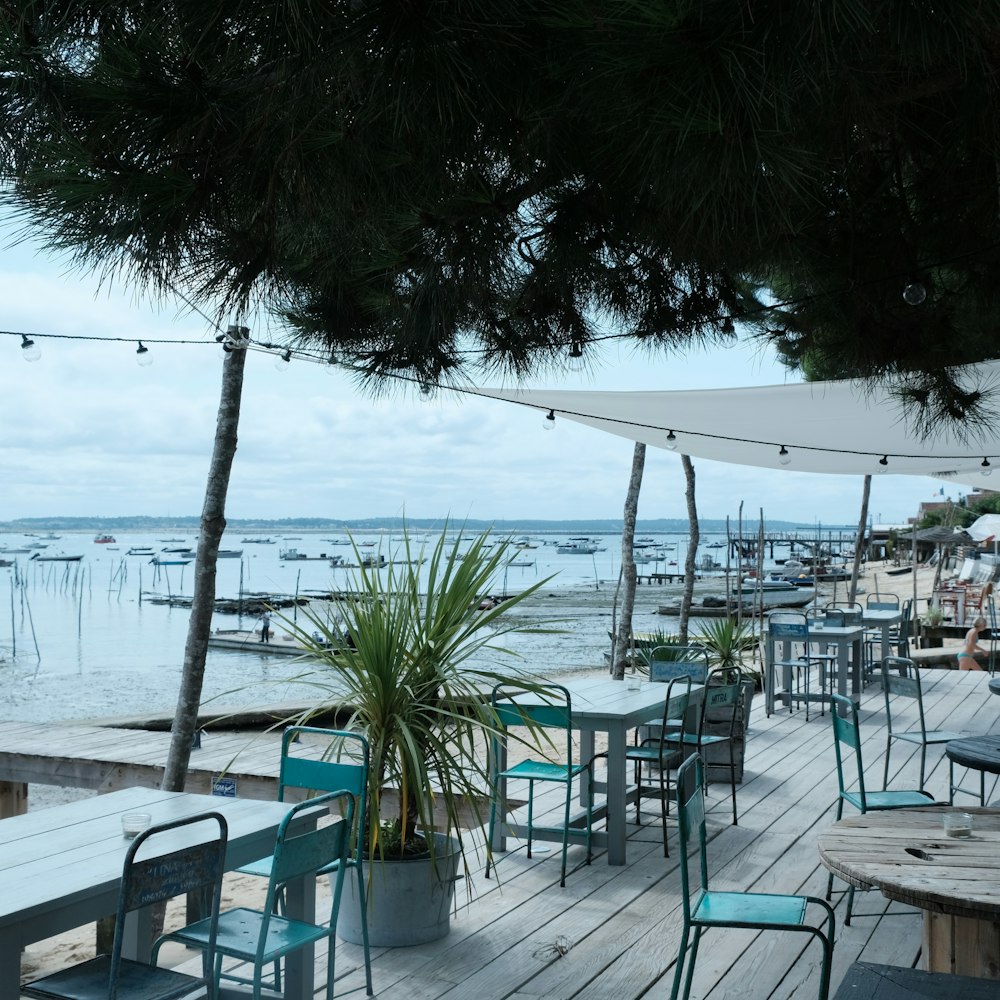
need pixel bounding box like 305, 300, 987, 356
878, 455, 889, 473
666, 430, 678, 451
135, 341, 153, 367
20, 334, 40, 362
419, 382, 433, 398
273, 349, 292, 372
566, 342, 585, 373
983, 458, 993, 478
778, 445, 791, 466
902, 282, 927, 306
543, 409, 556, 431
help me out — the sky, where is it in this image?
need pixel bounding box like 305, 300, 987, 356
0, 228, 968, 527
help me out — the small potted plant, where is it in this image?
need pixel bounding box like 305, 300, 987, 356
279, 526, 558, 946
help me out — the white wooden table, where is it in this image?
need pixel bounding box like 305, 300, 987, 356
491, 677, 701, 865
2, 786, 314, 999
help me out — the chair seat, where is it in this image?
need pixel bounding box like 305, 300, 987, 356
499, 758, 582, 782
842, 789, 936, 810
22, 955, 204, 1000
694, 889, 808, 926
168, 907, 329, 965
893, 729, 964, 745
624, 744, 682, 765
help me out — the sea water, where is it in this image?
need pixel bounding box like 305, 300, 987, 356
0, 528, 794, 724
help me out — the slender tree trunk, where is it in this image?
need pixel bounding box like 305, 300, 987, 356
848, 475, 871, 603
612, 443, 645, 679
162, 328, 248, 791
679, 454, 699, 644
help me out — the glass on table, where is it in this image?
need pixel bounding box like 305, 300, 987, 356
121, 812, 152, 839
943, 811, 973, 838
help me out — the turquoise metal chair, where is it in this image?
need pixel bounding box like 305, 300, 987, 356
235, 726, 372, 995
665, 664, 744, 827
623, 674, 691, 856
671, 754, 835, 1000
23, 811, 228, 1000
827, 693, 937, 923
486, 681, 595, 887
881, 656, 962, 792
154, 790, 354, 1000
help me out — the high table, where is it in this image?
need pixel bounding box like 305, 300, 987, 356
818, 807, 1000, 979
490, 676, 700, 866
765, 624, 864, 716
1, 786, 315, 999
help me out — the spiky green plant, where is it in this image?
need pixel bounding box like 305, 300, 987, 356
694, 617, 759, 682
281, 526, 560, 870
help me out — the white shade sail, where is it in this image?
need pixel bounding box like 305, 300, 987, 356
473, 361, 1000, 485
967, 513, 1000, 542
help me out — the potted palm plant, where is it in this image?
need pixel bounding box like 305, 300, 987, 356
279, 526, 557, 946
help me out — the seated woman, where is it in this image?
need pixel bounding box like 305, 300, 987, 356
957, 616, 988, 670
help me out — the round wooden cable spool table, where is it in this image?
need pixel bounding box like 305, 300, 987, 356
817, 807, 1000, 979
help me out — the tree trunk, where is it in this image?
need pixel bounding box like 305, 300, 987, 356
612, 442, 645, 679
162, 328, 248, 792
848, 475, 871, 603
679, 454, 699, 644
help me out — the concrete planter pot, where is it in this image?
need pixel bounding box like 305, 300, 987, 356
336, 832, 463, 947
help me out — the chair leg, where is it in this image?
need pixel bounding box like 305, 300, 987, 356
669, 925, 691, 1000
728, 742, 738, 826
658, 760, 670, 857
844, 884, 856, 926
919, 744, 927, 793
882, 737, 891, 791
354, 862, 374, 995
560, 781, 571, 888
682, 926, 703, 1000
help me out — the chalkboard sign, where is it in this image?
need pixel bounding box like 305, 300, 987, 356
211, 774, 237, 797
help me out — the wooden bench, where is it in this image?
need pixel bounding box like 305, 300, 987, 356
833, 961, 996, 999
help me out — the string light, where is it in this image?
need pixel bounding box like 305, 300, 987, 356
778, 445, 791, 465
20, 334, 40, 362
983, 458, 992, 478
902, 282, 927, 306
135, 341, 152, 366
879, 455, 889, 466
567, 342, 584, 373
273, 348, 292, 371
666, 430, 678, 450
543, 408, 556, 431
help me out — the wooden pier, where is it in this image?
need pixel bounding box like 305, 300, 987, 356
13, 669, 1000, 997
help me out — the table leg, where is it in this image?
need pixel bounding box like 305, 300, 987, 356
923, 910, 1000, 979
605, 720, 627, 866
282, 873, 317, 1000
0, 934, 20, 998
490, 730, 508, 852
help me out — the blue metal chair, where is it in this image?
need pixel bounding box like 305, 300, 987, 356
22, 811, 228, 1000
486, 681, 595, 887
670, 754, 835, 1000
154, 790, 354, 1000
623, 674, 692, 856
767, 611, 824, 719
881, 656, 963, 792
235, 726, 372, 995
827, 693, 937, 923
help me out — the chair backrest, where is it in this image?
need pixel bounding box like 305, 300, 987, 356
701, 666, 745, 739
651, 674, 692, 735
867, 594, 900, 610
830, 693, 869, 811
115, 812, 228, 995
823, 608, 847, 627
827, 602, 863, 625
880, 656, 927, 736
767, 610, 808, 640
675, 754, 710, 917
648, 645, 710, 684
278, 726, 369, 866
264, 791, 355, 944
492, 682, 574, 763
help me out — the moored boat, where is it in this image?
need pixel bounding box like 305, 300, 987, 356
93, 534, 115, 544
557, 539, 600, 554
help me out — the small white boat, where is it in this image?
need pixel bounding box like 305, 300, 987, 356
557, 539, 600, 555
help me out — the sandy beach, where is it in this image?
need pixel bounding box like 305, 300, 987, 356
17, 558, 952, 984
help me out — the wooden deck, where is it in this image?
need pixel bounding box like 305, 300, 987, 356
22, 669, 1000, 998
